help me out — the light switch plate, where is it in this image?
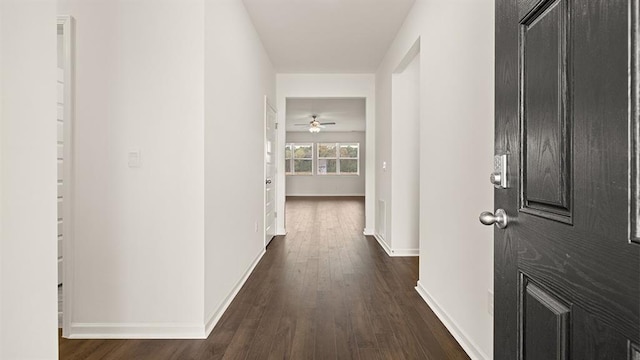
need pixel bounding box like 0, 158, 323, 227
128, 149, 141, 168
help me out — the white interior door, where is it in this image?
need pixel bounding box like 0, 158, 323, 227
57, 64, 64, 286
265, 99, 277, 246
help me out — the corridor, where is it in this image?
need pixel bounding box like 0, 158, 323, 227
59, 197, 468, 359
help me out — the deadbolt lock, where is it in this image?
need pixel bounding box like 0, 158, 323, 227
490, 172, 502, 186
492, 154, 508, 189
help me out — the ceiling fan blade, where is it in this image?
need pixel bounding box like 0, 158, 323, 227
319, 122, 336, 125
294, 123, 310, 126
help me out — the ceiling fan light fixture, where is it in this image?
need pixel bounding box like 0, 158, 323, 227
309, 126, 321, 133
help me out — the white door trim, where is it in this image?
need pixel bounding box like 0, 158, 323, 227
264, 96, 277, 248
58, 15, 75, 339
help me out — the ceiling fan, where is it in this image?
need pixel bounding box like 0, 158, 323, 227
293, 115, 336, 133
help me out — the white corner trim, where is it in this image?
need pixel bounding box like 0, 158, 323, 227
67, 322, 205, 339
204, 249, 266, 337
415, 281, 490, 360
363, 228, 375, 236
372, 234, 418, 257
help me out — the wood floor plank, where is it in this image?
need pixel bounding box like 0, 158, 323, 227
313, 291, 337, 359
59, 197, 470, 360
331, 271, 360, 360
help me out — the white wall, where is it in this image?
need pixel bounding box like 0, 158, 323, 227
286, 131, 366, 196
376, 0, 494, 358
204, 0, 276, 334
55, 0, 276, 340
1, 4, 4, 353
276, 74, 375, 234
1, 0, 58, 358
57, 0, 206, 338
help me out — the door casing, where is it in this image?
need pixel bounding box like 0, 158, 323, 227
264, 97, 277, 247
58, 14, 75, 339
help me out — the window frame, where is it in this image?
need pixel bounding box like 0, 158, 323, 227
285, 142, 314, 175
316, 143, 338, 175
317, 142, 360, 176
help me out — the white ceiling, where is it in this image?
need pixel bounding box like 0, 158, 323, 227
242, 0, 417, 73
286, 98, 366, 132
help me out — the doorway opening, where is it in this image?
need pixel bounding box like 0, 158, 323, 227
373, 39, 420, 257
283, 97, 367, 236
283, 98, 367, 221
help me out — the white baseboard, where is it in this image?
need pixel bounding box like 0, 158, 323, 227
372, 234, 419, 257
363, 228, 375, 236
389, 248, 419, 256
415, 281, 490, 360
67, 322, 205, 339
373, 233, 392, 255
204, 249, 266, 337
286, 194, 365, 197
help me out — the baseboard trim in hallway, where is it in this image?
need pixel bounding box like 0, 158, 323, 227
373, 234, 419, 257
373, 233, 392, 254
415, 281, 489, 360
205, 249, 266, 337
67, 322, 206, 340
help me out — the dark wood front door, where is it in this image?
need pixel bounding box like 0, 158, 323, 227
495, 0, 640, 358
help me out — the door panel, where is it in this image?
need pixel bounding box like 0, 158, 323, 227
523, 280, 569, 360
520, 0, 571, 222
495, 0, 640, 358
631, 343, 640, 360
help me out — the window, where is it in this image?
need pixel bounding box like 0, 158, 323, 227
317, 143, 337, 174
285, 143, 313, 175
317, 143, 359, 175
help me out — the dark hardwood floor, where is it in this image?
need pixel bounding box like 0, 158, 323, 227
59, 196, 469, 359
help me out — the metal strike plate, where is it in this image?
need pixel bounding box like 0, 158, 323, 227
492, 154, 508, 189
